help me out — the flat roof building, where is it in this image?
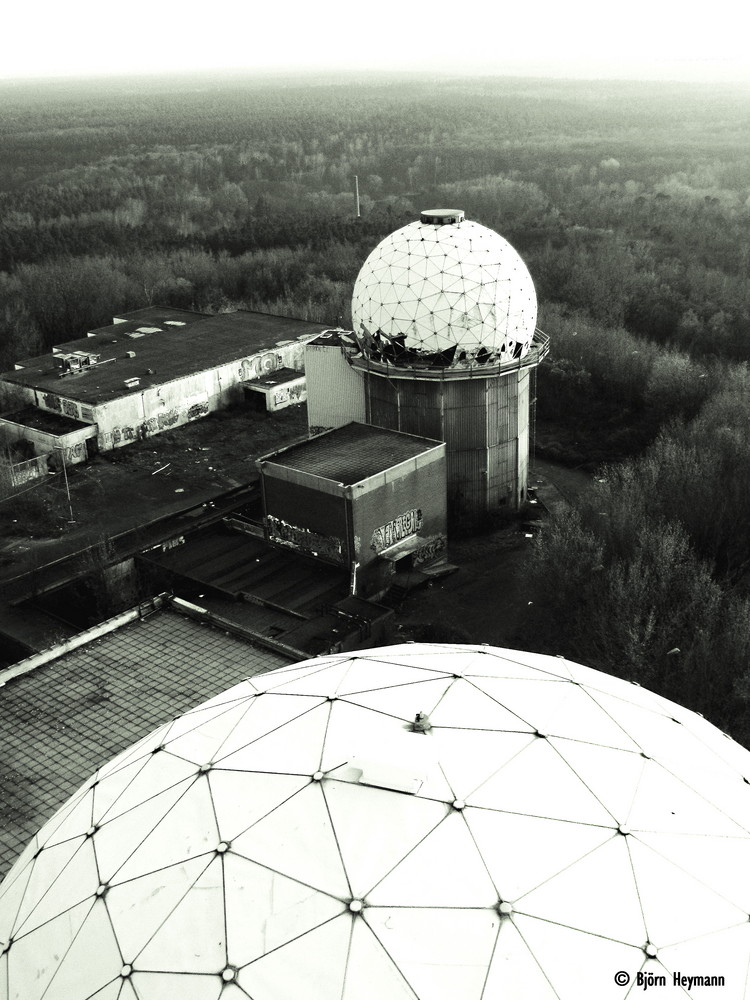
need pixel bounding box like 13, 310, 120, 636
257, 422, 448, 598
0, 308, 322, 460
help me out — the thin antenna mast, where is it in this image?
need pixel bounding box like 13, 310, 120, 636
354, 175, 361, 218
57, 446, 75, 522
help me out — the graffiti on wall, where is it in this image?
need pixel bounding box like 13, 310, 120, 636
266, 515, 344, 563
158, 408, 180, 429
161, 536, 185, 552
240, 353, 279, 381
41, 393, 62, 413
272, 382, 306, 408
63, 441, 85, 463
46, 441, 86, 468
40, 394, 82, 419
412, 535, 447, 567
115, 425, 137, 443
111, 400, 201, 447
239, 340, 306, 383
370, 508, 423, 554
187, 401, 210, 420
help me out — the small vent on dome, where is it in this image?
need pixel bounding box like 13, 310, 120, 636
420, 208, 464, 225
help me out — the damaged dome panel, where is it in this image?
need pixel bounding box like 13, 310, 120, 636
351, 213, 538, 370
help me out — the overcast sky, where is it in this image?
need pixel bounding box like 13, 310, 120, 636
3, 0, 749, 82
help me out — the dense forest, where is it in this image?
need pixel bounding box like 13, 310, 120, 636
1, 74, 749, 364
2, 72, 750, 740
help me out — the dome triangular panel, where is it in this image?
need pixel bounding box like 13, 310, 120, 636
94, 777, 196, 885
135, 858, 225, 973
515, 837, 647, 943
238, 915, 351, 1000
224, 853, 346, 968
364, 907, 499, 1000
465, 808, 614, 902
39, 900, 121, 1000
230, 783, 350, 897
342, 919, 419, 1000
14, 838, 98, 940
367, 811, 498, 907
467, 736, 615, 825
322, 779, 447, 899
110, 778, 218, 884
105, 855, 213, 960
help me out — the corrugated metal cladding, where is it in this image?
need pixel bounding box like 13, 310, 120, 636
364, 368, 531, 515
304, 343, 366, 432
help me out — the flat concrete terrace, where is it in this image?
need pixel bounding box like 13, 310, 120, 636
0, 605, 294, 879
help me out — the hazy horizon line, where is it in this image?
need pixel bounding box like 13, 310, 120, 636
1, 59, 749, 88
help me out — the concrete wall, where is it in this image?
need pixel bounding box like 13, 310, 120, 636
350, 450, 447, 597
266, 377, 306, 412
24, 338, 311, 453
305, 341, 366, 434
350, 451, 447, 569
247, 375, 307, 412
0, 416, 97, 465
31, 391, 97, 425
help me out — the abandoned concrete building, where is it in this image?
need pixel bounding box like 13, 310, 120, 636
257, 422, 448, 597
0, 306, 319, 468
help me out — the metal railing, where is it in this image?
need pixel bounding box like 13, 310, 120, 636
347, 328, 550, 381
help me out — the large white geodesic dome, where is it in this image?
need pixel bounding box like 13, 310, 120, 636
3, 643, 750, 1000
351, 211, 538, 368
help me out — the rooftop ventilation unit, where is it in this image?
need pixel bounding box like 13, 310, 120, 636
123, 377, 140, 389
164, 320, 186, 327
136, 326, 162, 334
125, 351, 136, 358
55, 352, 100, 374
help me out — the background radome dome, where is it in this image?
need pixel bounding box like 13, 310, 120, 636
4, 644, 750, 1000
351, 211, 538, 368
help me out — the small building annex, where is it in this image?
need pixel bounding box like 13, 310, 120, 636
0, 307, 322, 464
257, 421, 447, 598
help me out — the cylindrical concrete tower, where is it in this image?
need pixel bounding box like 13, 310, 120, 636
349, 209, 549, 520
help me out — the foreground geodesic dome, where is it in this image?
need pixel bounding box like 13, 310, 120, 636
3, 644, 750, 1000
351, 211, 538, 367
